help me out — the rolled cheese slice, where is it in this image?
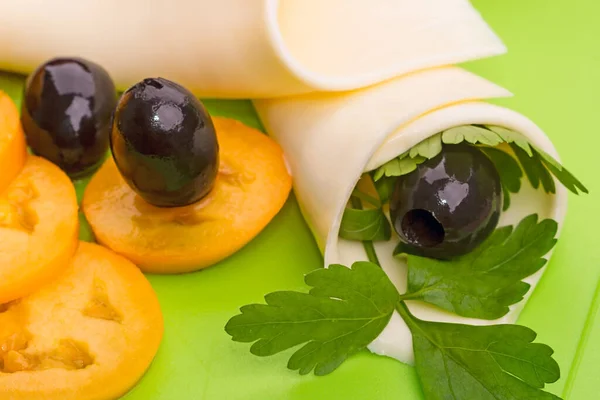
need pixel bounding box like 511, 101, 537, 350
0, 0, 504, 98
254, 67, 568, 364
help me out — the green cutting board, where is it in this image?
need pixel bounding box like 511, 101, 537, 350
1, 0, 599, 398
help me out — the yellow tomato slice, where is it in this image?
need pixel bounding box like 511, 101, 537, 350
0, 242, 163, 400
0, 91, 27, 193
83, 117, 292, 273
0, 155, 78, 303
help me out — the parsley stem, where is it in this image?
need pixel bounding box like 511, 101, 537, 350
350, 196, 382, 267
395, 301, 411, 318
397, 291, 423, 301
363, 240, 381, 267
395, 300, 419, 331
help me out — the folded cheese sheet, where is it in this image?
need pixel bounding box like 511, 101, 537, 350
0, 0, 569, 365
254, 67, 567, 363
0, 0, 503, 97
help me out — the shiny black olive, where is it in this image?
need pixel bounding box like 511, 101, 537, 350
110, 77, 219, 208
390, 143, 502, 259
21, 57, 117, 178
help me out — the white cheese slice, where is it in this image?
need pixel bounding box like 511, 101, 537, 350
0, 0, 504, 97
254, 67, 567, 364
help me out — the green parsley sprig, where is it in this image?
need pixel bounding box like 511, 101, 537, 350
399, 215, 557, 319
225, 215, 563, 399
226, 262, 397, 376
225, 125, 584, 399
400, 301, 561, 400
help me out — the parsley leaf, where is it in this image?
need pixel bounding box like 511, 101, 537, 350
373, 175, 396, 204
484, 125, 533, 156
442, 125, 503, 146
534, 146, 588, 194
481, 147, 522, 211
371, 125, 586, 200
373, 155, 426, 181
339, 206, 391, 242
400, 214, 558, 319
397, 302, 561, 400
409, 133, 443, 159
510, 144, 556, 194
225, 262, 398, 375
531, 149, 556, 194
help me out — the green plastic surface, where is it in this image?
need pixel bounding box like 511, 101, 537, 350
1, 0, 599, 398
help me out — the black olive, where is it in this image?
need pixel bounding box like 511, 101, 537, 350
21, 57, 117, 178
110, 77, 219, 208
390, 143, 502, 259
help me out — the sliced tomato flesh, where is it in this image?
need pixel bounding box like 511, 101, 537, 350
0, 242, 163, 400
0, 155, 79, 303
0, 91, 27, 193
